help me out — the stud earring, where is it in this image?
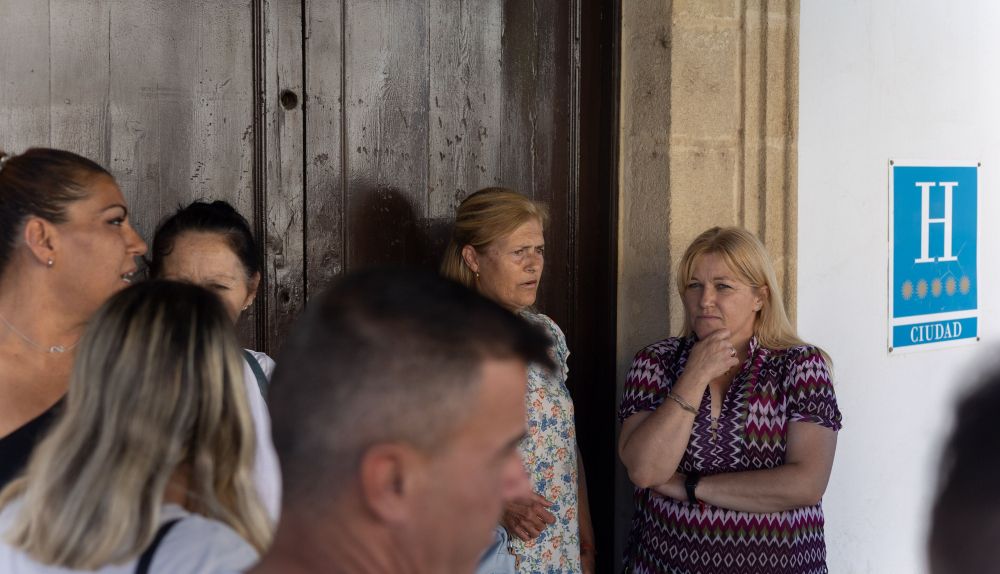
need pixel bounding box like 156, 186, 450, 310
474, 271, 481, 281
46, 258, 54, 268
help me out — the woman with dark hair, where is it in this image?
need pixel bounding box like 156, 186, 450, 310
148, 200, 280, 520
0, 148, 147, 489
0, 280, 272, 573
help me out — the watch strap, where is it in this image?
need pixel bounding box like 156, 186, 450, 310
684, 471, 701, 505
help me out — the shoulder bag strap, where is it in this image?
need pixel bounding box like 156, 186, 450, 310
134, 518, 183, 574
242, 349, 270, 399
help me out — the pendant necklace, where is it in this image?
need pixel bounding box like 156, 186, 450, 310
0, 312, 79, 354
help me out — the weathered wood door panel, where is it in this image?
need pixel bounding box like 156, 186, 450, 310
0, 0, 263, 344
257, 0, 305, 352
0, 0, 587, 365
304, 1, 575, 326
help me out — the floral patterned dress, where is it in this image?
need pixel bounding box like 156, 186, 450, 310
510, 312, 581, 574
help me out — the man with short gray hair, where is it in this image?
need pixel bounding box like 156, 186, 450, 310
249, 268, 553, 574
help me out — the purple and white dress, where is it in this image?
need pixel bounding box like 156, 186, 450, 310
619, 336, 842, 574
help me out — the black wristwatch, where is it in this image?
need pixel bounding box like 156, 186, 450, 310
684, 471, 701, 505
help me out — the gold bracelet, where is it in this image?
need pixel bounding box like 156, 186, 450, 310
666, 391, 699, 415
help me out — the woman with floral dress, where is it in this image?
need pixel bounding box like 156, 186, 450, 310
442, 188, 595, 574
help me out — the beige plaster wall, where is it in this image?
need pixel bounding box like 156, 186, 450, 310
615, 0, 799, 560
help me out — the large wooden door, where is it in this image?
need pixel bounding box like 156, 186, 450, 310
302, 6, 618, 566
0, 0, 265, 344
302, 1, 577, 319
0, 0, 618, 567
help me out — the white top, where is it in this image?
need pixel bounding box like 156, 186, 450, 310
0, 502, 258, 573
242, 350, 282, 522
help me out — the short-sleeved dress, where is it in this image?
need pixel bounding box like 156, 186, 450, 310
510, 312, 581, 574
619, 336, 843, 574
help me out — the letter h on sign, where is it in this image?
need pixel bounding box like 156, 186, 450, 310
914, 181, 959, 263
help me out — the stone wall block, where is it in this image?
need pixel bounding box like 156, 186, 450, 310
763, 140, 788, 251
768, 0, 793, 18
739, 0, 762, 236
765, 17, 791, 138
671, 26, 740, 139
623, 26, 671, 136
673, 0, 740, 21
624, 140, 669, 243
619, 0, 674, 362
669, 145, 738, 230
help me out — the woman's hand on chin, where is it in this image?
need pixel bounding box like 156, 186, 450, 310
684, 329, 740, 384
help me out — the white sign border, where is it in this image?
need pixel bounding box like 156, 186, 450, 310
887, 159, 981, 354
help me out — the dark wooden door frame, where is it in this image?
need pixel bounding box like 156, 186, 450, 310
572, 0, 620, 570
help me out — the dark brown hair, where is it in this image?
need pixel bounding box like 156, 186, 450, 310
148, 200, 260, 280
0, 148, 111, 275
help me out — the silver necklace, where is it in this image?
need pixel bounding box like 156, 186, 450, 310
0, 312, 79, 354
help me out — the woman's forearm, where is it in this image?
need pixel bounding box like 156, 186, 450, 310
619, 373, 706, 487
652, 423, 838, 514
619, 408, 693, 487
705, 464, 827, 513
651, 465, 823, 514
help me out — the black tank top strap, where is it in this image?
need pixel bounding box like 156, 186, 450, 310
0, 399, 63, 489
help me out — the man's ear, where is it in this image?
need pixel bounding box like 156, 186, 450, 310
358, 443, 427, 524
461, 245, 480, 274
22, 217, 57, 266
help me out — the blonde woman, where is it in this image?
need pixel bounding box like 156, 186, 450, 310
618, 226, 842, 574
0, 280, 271, 573
442, 188, 596, 574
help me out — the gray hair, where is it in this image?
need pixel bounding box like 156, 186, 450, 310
269, 268, 554, 509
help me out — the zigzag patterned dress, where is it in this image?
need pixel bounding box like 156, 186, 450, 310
619, 336, 842, 574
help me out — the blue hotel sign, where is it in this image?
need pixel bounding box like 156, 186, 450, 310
889, 161, 979, 353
